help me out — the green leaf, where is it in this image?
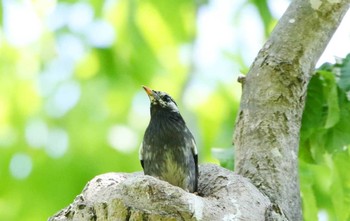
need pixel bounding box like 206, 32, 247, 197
324, 84, 339, 129
322, 154, 349, 221
301, 74, 326, 138
333, 151, 350, 220
300, 54, 350, 221
309, 132, 326, 163
317, 71, 340, 128
324, 93, 350, 152
299, 161, 318, 221
301, 59, 350, 153
337, 54, 350, 92
317, 62, 333, 72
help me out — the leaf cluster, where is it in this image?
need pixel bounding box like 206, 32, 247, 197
300, 54, 350, 221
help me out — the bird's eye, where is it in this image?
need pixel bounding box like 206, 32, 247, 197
162, 95, 171, 102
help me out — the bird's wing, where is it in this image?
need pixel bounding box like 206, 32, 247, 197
139, 142, 144, 169
190, 138, 198, 156
191, 138, 198, 192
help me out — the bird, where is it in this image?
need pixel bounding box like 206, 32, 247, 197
140, 86, 198, 193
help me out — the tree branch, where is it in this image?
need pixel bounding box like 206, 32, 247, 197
49, 164, 284, 220
234, 0, 350, 220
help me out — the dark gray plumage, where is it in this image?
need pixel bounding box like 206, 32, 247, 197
140, 86, 198, 193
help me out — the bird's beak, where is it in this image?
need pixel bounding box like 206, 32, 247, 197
142, 85, 158, 102
142, 85, 153, 96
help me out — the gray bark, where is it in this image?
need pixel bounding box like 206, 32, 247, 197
233, 0, 349, 220
49, 164, 285, 221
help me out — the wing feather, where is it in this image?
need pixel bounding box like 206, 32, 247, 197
191, 138, 198, 192
139, 143, 144, 169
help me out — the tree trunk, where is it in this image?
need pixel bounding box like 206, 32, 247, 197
234, 0, 349, 220
49, 1, 350, 220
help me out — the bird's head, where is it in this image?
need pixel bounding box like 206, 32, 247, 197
142, 86, 179, 113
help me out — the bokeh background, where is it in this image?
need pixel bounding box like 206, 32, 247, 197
1, 0, 350, 221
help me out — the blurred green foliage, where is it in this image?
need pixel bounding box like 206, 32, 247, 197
300, 55, 350, 221
1, 0, 350, 221
0, 0, 240, 220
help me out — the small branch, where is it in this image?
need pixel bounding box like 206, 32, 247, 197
237, 74, 246, 84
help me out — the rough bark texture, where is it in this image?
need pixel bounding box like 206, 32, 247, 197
233, 0, 349, 220
49, 164, 287, 221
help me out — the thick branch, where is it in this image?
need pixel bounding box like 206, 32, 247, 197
234, 1, 349, 220
49, 164, 283, 221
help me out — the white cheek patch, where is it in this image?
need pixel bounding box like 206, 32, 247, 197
158, 99, 167, 107
167, 101, 179, 112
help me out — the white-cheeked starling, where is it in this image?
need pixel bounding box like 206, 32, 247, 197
140, 86, 198, 193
